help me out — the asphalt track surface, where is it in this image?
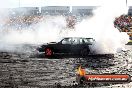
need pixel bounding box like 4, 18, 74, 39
0, 45, 132, 88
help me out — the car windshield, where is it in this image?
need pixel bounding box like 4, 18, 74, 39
61, 38, 72, 44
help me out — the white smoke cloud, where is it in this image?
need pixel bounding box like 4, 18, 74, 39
62, 0, 129, 54
0, 15, 66, 44
0, 0, 130, 54
0, 13, 67, 52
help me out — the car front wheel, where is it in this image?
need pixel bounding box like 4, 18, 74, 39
79, 76, 86, 85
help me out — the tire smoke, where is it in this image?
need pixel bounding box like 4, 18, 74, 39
0, 0, 130, 54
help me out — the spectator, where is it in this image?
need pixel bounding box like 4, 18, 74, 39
114, 14, 132, 32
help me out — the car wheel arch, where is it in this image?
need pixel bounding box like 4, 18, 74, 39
45, 47, 54, 56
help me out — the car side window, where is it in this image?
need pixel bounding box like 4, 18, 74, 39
72, 38, 79, 44
79, 39, 85, 44
83, 38, 94, 44
61, 38, 72, 44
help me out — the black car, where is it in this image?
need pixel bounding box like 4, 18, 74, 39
37, 37, 95, 57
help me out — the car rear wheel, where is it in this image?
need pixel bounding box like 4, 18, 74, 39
79, 76, 86, 85
45, 48, 53, 57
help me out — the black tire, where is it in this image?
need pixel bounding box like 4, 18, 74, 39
79, 77, 86, 85
45, 48, 53, 57
80, 48, 89, 57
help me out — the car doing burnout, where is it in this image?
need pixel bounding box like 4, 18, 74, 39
37, 37, 95, 57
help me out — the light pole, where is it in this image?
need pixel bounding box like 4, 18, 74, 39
19, 0, 20, 7
126, 0, 127, 7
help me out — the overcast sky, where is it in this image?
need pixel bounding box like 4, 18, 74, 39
0, 0, 131, 8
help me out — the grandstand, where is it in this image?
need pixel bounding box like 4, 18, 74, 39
72, 6, 96, 16
8, 6, 96, 16
2, 6, 132, 40
2, 6, 96, 29
41, 6, 70, 15
114, 6, 132, 40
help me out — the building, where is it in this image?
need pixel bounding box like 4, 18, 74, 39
72, 6, 97, 16
9, 7, 40, 16
41, 6, 70, 16
8, 6, 97, 16
128, 6, 132, 15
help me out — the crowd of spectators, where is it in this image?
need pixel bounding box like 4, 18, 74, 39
4, 15, 43, 28
2, 15, 76, 29
1, 13, 132, 40
114, 14, 132, 40
114, 14, 132, 32
66, 16, 76, 29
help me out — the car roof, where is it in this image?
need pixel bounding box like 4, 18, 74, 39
64, 37, 93, 39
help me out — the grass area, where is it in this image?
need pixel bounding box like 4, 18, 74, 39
126, 40, 132, 45
129, 40, 132, 42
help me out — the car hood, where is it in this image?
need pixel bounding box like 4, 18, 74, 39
47, 42, 57, 44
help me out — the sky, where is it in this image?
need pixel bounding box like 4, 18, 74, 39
0, 0, 131, 8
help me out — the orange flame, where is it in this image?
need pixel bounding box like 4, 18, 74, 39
77, 65, 86, 76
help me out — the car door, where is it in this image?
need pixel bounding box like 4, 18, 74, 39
79, 38, 89, 50
82, 38, 93, 52
56, 38, 72, 53
85, 38, 95, 53
70, 38, 82, 54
